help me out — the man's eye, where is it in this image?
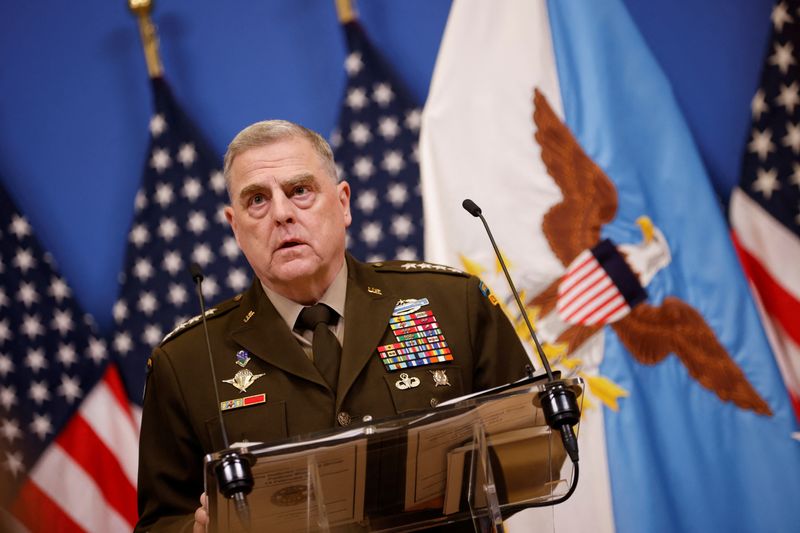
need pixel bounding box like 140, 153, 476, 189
293, 186, 309, 196
250, 194, 265, 205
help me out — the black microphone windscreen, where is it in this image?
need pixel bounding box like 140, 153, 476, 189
189, 263, 204, 283
462, 198, 482, 217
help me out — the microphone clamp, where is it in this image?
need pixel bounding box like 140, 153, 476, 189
215, 449, 256, 528
538, 381, 580, 463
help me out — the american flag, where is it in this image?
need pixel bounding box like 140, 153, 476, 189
331, 21, 424, 262
0, 183, 138, 531
111, 77, 250, 405
730, 0, 800, 421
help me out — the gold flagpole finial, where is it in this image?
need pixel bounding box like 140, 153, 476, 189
334, 0, 358, 24
128, 0, 163, 78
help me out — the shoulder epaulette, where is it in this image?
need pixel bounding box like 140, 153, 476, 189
160, 293, 243, 345
371, 260, 468, 277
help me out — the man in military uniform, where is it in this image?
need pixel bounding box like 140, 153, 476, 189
135, 120, 531, 532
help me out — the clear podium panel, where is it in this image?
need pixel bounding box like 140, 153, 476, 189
205, 375, 583, 533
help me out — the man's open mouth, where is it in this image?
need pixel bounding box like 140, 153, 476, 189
278, 239, 305, 250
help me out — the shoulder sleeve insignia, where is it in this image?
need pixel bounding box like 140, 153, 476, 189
478, 279, 500, 306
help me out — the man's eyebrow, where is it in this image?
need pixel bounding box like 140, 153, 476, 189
238, 183, 267, 200
283, 173, 316, 188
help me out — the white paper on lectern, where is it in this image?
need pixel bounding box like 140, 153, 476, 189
214, 438, 367, 533
404, 392, 544, 508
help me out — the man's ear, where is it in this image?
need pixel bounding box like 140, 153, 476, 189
337, 181, 352, 227
224, 205, 241, 246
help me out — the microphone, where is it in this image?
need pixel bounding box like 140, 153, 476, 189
462, 199, 580, 464
190, 263, 254, 530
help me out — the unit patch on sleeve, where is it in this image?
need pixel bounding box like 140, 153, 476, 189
377, 305, 454, 371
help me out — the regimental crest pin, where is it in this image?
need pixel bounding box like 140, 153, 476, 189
223, 368, 265, 393
395, 372, 421, 390
393, 298, 430, 316
430, 369, 451, 387
235, 350, 251, 367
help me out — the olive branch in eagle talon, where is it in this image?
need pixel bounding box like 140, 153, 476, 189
529, 88, 770, 416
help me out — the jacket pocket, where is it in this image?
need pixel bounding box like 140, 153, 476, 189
205, 400, 288, 450
383, 365, 464, 414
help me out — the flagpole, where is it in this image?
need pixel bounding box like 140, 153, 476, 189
334, 0, 358, 23
128, 0, 163, 79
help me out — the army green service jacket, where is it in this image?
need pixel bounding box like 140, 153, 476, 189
135, 254, 531, 531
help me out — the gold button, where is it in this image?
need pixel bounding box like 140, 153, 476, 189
337, 411, 352, 427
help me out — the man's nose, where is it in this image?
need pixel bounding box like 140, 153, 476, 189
270, 192, 296, 224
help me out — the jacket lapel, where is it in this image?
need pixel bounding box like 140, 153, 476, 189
337, 255, 396, 408
229, 280, 328, 389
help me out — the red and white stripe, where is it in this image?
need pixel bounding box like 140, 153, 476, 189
11, 364, 140, 532
557, 250, 631, 326
730, 188, 800, 420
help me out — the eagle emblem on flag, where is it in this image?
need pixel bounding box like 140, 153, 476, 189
529, 89, 770, 416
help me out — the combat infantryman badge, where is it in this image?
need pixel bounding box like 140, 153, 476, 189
392, 298, 430, 316
223, 368, 265, 393
430, 369, 451, 387
395, 373, 421, 390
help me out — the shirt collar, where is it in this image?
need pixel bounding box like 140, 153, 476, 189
261, 261, 348, 331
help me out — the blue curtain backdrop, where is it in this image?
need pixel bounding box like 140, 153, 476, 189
0, 0, 773, 333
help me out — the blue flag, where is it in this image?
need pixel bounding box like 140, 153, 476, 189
421, 0, 800, 531
549, 1, 800, 531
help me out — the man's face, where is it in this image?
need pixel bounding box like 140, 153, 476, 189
224, 137, 351, 303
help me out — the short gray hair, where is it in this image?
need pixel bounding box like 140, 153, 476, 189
223, 120, 338, 197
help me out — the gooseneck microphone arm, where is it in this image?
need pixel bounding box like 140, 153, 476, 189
461, 199, 554, 381
190, 263, 254, 531
190, 263, 230, 448
462, 199, 580, 466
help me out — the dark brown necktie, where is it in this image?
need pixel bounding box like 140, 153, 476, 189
296, 304, 341, 391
